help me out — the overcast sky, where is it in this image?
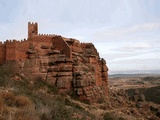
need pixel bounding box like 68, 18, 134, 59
0, 0, 160, 74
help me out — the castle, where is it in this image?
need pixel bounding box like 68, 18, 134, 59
0, 22, 108, 103
0, 22, 71, 64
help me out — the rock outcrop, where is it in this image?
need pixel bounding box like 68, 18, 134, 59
0, 22, 108, 103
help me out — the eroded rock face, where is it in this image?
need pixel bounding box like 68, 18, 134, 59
0, 22, 109, 103
23, 39, 108, 103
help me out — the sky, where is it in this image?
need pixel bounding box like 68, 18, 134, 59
0, 0, 160, 74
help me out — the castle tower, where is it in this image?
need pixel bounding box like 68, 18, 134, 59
28, 22, 38, 39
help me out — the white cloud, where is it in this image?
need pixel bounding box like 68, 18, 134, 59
127, 43, 150, 48
113, 42, 151, 52
128, 23, 160, 33
94, 22, 160, 41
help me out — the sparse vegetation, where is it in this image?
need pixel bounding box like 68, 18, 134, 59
0, 66, 97, 120
33, 76, 59, 94
65, 98, 84, 110
127, 86, 160, 104
1, 65, 160, 120
0, 91, 38, 120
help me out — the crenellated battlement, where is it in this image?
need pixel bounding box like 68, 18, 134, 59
0, 39, 28, 45
37, 33, 61, 37
0, 41, 6, 46
5, 39, 17, 43
28, 22, 38, 39
28, 22, 38, 25
20, 38, 28, 42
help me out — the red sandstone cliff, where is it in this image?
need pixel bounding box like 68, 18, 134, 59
0, 22, 108, 103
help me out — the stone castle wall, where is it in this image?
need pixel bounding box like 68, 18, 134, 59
0, 42, 5, 65
0, 39, 29, 63
0, 22, 71, 63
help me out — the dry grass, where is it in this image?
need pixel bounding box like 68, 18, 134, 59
0, 91, 95, 120
0, 91, 38, 120
15, 95, 33, 108
0, 66, 97, 120
1, 92, 15, 107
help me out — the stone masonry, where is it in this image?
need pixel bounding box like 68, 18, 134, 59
0, 22, 109, 103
